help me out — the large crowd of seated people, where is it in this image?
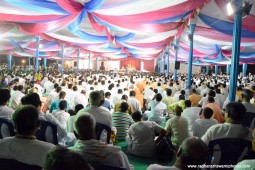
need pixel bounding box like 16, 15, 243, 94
0, 67, 254, 169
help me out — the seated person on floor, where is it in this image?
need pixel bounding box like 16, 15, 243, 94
202, 102, 252, 145
0, 89, 14, 137
147, 137, 209, 170
126, 111, 166, 158
0, 105, 55, 167
147, 93, 167, 124
112, 102, 133, 141
21, 93, 67, 142
52, 100, 70, 129
69, 112, 132, 170
165, 106, 189, 150
67, 104, 84, 133
78, 90, 115, 142
193, 107, 218, 138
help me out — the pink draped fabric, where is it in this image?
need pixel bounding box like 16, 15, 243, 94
88, 13, 105, 32
55, 0, 83, 13
195, 26, 255, 43
18, 14, 78, 34
126, 37, 173, 47
94, 0, 205, 23
0, 13, 64, 23
105, 28, 114, 43
93, 13, 182, 33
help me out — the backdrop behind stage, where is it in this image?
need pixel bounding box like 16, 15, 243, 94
120, 58, 155, 72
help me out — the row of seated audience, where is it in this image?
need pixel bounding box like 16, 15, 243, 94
0, 71, 255, 169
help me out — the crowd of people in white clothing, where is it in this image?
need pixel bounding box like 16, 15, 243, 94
0, 67, 254, 170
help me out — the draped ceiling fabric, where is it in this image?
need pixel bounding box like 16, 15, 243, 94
0, 0, 255, 65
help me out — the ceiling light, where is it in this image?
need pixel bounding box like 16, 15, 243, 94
227, 0, 253, 18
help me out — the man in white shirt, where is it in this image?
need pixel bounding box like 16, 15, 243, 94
0, 89, 14, 120
78, 90, 112, 130
46, 86, 61, 108
193, 107, 218, 138
21, 93, 67, 141
147, 137, 208, 170
0, 89, 14, 138
9, 85, 25, 109
0, 105, 55, 167
64, 83, 73, 105
181, 100, 201, 132
215, 89, 226, 109
147, 93, 167, 124
198, 90, 220, 108
128, 90, 141, 112
162, 88, 175, 115
44, 77, 54, 95
240, 89, 255, 113
112, 89, 123, 106
73, 90, 88, 108
202, 102, 252, 145
52, 100, 70, 129
69, 112, 132, 170
200, 84, 210, 97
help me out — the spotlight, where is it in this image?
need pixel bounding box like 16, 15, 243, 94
227, 0, 253, 18
227, 2, 234, 15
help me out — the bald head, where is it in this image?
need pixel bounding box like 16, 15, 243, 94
177, 137, 208, 169
74, 112, 96, 140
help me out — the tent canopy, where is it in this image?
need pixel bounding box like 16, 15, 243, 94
0, 0, 255, 65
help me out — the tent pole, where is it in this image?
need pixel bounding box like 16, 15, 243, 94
215, 65, 218, 75
35, 36, 40, 72
167, 47, 170, 77
242, 64, 247, 76
174, 38, 180, 81
77, 49, 80, 73
96, 55, 98, 72
7, 54, 12, 70
88, 52, 91, 70
43, 58, 47, 69
229, 0, 242, 102
61, 44, 65, 77
226, 64, 230, 75
187, 18, 197, 88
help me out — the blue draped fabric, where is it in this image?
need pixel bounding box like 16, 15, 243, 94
152, 11, 192, 24
43, 42, 59, 48
104, 47, 122, 52
8, 37, 19, 48
69, 0, 106, 32
239, 52, 255, 58
92, 14, 127, 31
85, 0, 106, 12
73, 30, 108, 42
199, 13, 255, 38
126, 48, 137, 53
4, 0, 68, 14
203, 52, 224, 62
68, 9, 87, 32
115, 33, 135, 42
120, 42, 165, 49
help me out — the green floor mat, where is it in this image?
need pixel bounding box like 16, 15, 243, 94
118, 141, 175, 170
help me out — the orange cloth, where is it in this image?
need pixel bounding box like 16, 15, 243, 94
188, 94, 202, 107
205, 103, 224, 123
134, 87, 144, 109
